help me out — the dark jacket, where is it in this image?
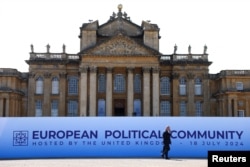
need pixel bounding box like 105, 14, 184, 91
163, 131, 171, 145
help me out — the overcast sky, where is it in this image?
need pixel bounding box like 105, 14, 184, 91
0, 0, 249, 73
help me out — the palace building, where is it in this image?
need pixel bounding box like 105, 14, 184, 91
0, 5, 249, 117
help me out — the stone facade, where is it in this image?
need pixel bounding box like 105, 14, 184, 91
0, 5, 249, 117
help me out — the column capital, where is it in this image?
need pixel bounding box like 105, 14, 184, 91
142, 67, 151, 73
106, 67, 113, 73
90, 66, 97, 73
79, 66, 88, 73
59, 72, 67, 78
152, 66, 160, 73
187, 72, 195, 79
172, 72, 180, 79
127, 67, 134, 73
44, 72, 51, 78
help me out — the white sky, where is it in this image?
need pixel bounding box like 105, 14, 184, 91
0, 0, 250, 73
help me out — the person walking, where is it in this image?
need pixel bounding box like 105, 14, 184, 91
162, 126, 171, 159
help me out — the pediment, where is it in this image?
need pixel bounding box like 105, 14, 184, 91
98, 18, 143, 37
82, 33, 159, 56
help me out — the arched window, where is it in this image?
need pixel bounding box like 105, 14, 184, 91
160, 77, 170, 95
36, 77, 43, 94
195, 78, 202, 95
52, 77, 59, 94
68, 76, 78, 95
98, 74, 106, 93
160, 101, 171, 116
134, 74, 141, 93
114, 74, 125, 93
179, 77, 186, 95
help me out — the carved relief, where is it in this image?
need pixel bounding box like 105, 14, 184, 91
187, 72, 195, 79
85, 34, 158, 56
172, 72, 180, 79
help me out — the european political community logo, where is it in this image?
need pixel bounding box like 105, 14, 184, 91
13, 131, 29, 146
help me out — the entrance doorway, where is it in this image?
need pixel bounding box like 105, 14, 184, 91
114, 99, 126, 116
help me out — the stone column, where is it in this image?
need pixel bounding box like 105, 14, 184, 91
5, 98, 9, 116
227, 98, 232, 116
152, 67, 160, 116
143, 67, 151, 116
127, 67, 134, 116
187, 73, 194, 116
0, 98, 3, 116
59, 72, 67, 116
43, 72, 51, 116
233, 98, 238, 116
79, 66, 88, 116
89, 66, 97, 116
106, 67, 113, 116
27, 73, 35, 116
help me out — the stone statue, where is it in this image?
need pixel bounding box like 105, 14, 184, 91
174, 44, 177, 54
30, 44, 34, 53
63, 44, 66, 53
204, 45, 207, 54
46, 44, 50, 53
188, 45, 191, 54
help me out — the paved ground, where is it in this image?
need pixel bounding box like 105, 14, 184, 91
0, 158, 207, 167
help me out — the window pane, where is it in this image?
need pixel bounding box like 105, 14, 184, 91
51, 100, 58, 116
36, 77, 43, 94
238, 110, 244, 117
52, 77, 59, 94
98, 74, 106, 93
180, 101, 187, 116
236, 82, 243, 90
179, 77, 186, 95
98, 99, 106, 116
35, 100, 42, 117
160, 77, 170, 95
67, 100, 78, 116
68, 77, 78, 95
195, 78, 202, 95
160, 101, 171, 116
134, 74, 141, 93
195, 101, 202, 116
133, 99, 141, 116
114, 74, 125, 93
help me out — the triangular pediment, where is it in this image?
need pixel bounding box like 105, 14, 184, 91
98, 18, 143, 37
82, 33, 160, 56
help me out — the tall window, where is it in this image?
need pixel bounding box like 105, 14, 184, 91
35, 100, 42, 116
180, 101, 187, 116
236, 82, 243, 91
51, 100, 58, 116
68, 77, 78, 95
36, 77, 43, 94
195, 78, 202, 95
133, 99, 141, 116
238, 110, 245, 117
160, 101, 171, 116
98, 99, 106, 116
98, 74, 106, 93
114, 74, 125, 93
52, 77, 59, 94
160, 77, 170, 95
67, 100, 78, 116
179, 77, 186, 95
195, 101, 202, 116
134, 74, 141, 93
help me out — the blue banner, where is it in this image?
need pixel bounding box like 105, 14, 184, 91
0, 117, 249, 159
